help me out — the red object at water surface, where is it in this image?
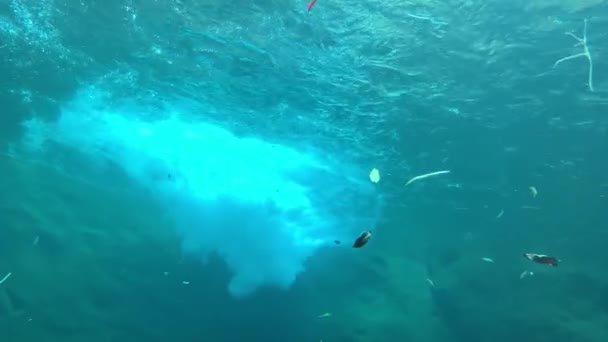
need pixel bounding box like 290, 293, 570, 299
307, 0, 318, 12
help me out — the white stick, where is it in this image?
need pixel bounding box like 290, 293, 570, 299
0, 272, 11, 285
405, 170, 451, 186
554, 19, 594, 92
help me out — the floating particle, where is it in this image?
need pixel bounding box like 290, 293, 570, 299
529, 186, 538, 198
0, 272, 11, 285
519, 270, 534, 279
482, 257, 494, 263
182, 281, 190, 285
405, 170, 451, 186
426, 278, 435, 287
317, 312, 332, 318
496, 210, 504, 219
369, 168, 380, 183
521, 206, 540, 210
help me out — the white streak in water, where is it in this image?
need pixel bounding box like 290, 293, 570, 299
405, 170, 451, 186
0, 272, 12, 285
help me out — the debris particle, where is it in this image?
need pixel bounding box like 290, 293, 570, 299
405, 170, 451, 186
369, 168, 381, 183
519, 270, 534, 279
317, 312, 332, 318
426, 278, 435, 287
163, 272, 169, 276
521, 206, 540, 210
33, 235, 40, 246
182, 281, 190, 285
496, 210, 504, 219
482, 257, 494, 263
529, 186, 538, 198
0, 272, 12, 285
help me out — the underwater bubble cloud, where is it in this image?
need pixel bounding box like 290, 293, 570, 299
21, 86, 381, 298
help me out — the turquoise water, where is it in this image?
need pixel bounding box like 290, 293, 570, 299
1, 0, 607, 341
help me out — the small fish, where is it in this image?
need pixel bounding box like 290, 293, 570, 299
333, 240, 341, 245
317, 312, 332, 318
353, 231, 372, 248
307, 0, 318, 12
523, 253, 559, 267
482, 257, 494, 263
